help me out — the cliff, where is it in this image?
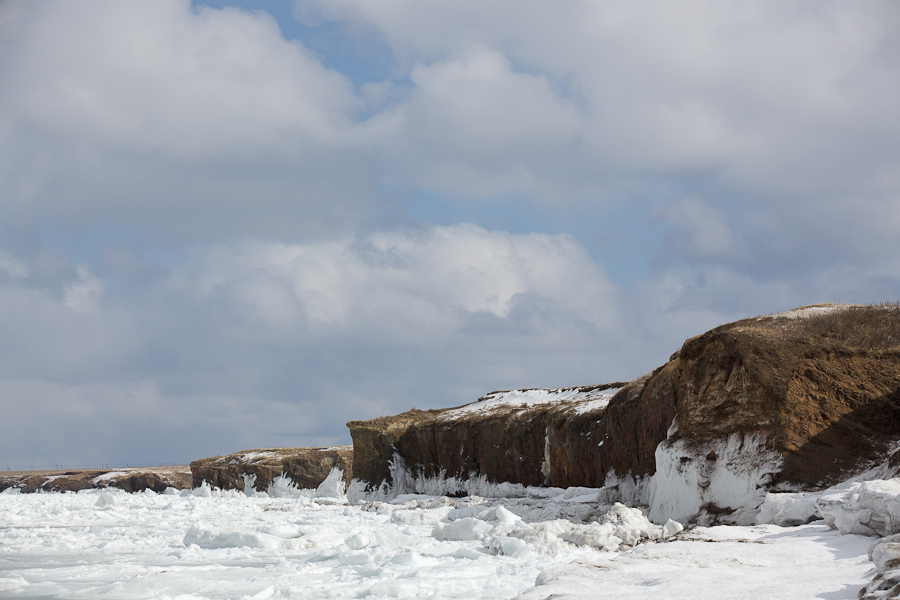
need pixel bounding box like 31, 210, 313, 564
189, 446, 353, 492
348, 304, 900, 524
0, 467, 192, 494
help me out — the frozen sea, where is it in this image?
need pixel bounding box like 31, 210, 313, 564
0, 485, 876, 599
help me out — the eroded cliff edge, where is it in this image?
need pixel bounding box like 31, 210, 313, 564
190, 446, 353, 492
348, 304, 900, 524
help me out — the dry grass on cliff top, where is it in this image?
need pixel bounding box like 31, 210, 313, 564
753, 302, 900, 350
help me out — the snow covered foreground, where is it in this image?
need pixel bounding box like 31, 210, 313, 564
0, 482, 877, 600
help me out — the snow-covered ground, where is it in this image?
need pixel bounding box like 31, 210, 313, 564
0, 483, 877, 599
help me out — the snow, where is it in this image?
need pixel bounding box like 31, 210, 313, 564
515, 523, 873, 600
0, 486, 877, 600
92, 471, 129, 482
235, 451, 279, 463
441, 386, 619, 419
764, 304, 851, 320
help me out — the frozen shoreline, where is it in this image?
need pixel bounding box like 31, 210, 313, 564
0, 485, 876, 600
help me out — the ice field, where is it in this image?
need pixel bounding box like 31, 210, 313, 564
0, 478, 879, 600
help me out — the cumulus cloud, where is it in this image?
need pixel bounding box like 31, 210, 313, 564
0, 0, 371, 237
0, 225, 637, 464
303, 0, 900, 191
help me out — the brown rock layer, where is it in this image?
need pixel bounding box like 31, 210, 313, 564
0, 468, 192, 494
348, 384, 632, 490
348, 304, 900, 493
189, 446, 353, 492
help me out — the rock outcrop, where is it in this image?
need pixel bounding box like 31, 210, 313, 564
0, 467, 192, 494
190, 446, 353, 492
348, 304, 900, 525
347, 385, 630, 493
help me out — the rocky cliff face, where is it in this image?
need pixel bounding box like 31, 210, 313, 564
0, 468, 192, 494
347, 384, 632, 492
190, 446, 353, 492
348, 304, 900, 525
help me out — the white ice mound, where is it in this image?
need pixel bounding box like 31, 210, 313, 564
429, 502, 681, 555
94, 492, 116, 508
648, 432, 782, 525
817, 479, 900, 536
756, 492, 821, 527
183, 524, 314, 550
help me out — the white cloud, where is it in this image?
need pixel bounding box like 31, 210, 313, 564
171, 223, 618, 342
0, 225, 632, 463
305, 0, 900, 199
0, 250, 28, 278
658, 196, 748, 262
63, 265, 104, 313
3, 0, 897, 234
0, 0, 370, 236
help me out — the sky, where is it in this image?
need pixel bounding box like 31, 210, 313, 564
1, 0, 899, 468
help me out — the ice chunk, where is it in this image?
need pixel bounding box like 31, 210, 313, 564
486, 535, 533, 557
243, 473, 257, 496
664, 519, 684, 537
859, 534, 900, 600
495, 505, 531, 530
184, 524, 308, 550
817, 479, 900, 536
756, 492, 821, 527
432, 517, 494, 541
314, 468, 346, 499
870, 535, 900, 573
391, 505, 454, 525
374, 525, 411, 550
649, 432, 782, 525
261, 524, 305, 539
95, 492, 116, 508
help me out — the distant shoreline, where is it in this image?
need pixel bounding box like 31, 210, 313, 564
2, 465, 191, 477
2, 465, 191, 478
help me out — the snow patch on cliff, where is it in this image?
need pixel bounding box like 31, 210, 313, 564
441, 386, 619, 419
648, 432, 782, 525
765, 304, 851, 320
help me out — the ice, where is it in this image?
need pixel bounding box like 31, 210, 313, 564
860, 534, 900, 599
313, 467, 346, 498
516, 523, 873, 600
756, 491, 821, 526
648, 431, 783, 525
94, 491, 117, 508
0, 479, 885, 600
816, 478, 900, 536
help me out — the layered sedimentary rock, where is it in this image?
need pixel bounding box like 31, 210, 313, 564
348, 385, 630, 492
0, 468, 192, 494
190, 446, 353, 492
348, 304, 900, 524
